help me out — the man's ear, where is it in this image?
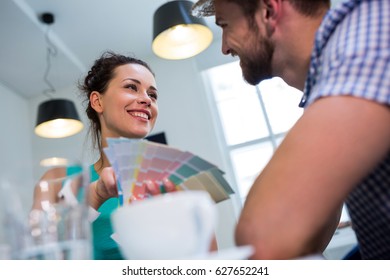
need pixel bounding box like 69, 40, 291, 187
261, 0, 281, 34
90, 91, 103, 113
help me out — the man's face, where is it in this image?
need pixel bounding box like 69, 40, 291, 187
215, 0, 274, 85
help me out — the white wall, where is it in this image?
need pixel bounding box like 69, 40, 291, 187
0, 82, 34, 208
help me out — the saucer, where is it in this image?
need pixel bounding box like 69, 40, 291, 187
186, 245, 254, 260
112, 230, 254, 260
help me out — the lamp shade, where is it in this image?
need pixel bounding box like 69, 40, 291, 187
152, 0, 213, 60
35, 99, 84, 138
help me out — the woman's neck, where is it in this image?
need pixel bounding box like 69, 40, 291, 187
95, 131, 114, 174
94, 152, 110, 175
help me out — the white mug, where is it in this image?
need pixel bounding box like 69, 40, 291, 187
111, 190, 217, 259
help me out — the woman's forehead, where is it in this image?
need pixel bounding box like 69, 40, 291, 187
113, 64, 156, 84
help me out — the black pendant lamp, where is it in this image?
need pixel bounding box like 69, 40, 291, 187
35, 99, 83, 138
34, 12, 83, 138
152, 0, 213, 60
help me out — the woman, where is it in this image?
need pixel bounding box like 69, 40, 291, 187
85, 51, 182, 259
33, 51, 176, 259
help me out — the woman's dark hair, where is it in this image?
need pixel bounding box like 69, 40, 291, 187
78, 51, 155, 154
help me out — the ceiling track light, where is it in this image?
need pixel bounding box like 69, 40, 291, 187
152, 0, 213, 60
34, 12, 83, 138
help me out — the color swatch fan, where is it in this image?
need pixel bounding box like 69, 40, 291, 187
104, 138, 234, 205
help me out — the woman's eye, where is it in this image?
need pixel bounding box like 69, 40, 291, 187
148, 92, 158, 100
126, 84, 137, 91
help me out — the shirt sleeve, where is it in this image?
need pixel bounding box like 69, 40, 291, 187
307, 1, 390, 107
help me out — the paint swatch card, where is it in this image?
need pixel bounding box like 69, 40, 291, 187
105, 137, 234, 205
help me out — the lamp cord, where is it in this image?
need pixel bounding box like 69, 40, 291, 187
43, 25, 58, 99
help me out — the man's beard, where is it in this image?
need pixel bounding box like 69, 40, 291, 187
239, 31, 274, 86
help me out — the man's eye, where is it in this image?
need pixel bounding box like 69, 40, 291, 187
217, 22, 227, 29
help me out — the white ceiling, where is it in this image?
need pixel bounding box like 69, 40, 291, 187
0, 0, 220, 99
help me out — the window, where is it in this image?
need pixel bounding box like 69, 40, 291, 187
203, 61, 304, 203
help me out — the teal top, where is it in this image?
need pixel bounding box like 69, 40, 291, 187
67, 165, 123, 260
89, 165, 123, 260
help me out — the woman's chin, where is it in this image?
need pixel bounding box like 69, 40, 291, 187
128, 131, 150, 139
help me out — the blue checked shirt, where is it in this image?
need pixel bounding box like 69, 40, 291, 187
300, 0, 390, 259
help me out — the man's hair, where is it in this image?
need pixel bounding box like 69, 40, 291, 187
288, 0, 331, 16
227, 0, 330, 22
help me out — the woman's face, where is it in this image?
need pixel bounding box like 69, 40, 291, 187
92, 63, 158, 140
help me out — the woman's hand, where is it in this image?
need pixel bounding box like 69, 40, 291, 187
90, 167, 177, 209
89, 167, 118, 210
143, 178, 177, 196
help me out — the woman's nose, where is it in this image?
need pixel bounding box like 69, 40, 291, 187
137, 92, 152, 106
